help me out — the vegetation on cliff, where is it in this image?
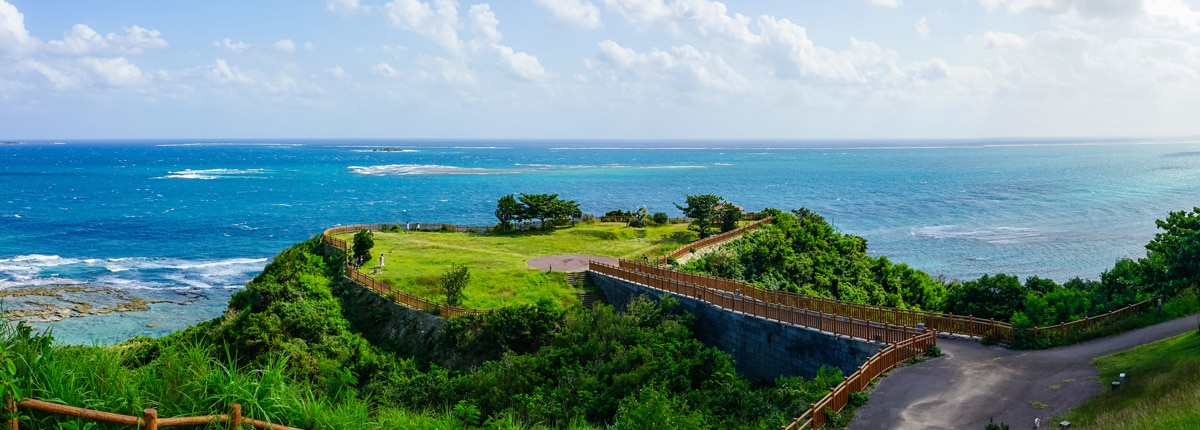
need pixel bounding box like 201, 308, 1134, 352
2, 236, 842, 429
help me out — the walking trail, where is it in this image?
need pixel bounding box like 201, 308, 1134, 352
850, 313, 1200, 430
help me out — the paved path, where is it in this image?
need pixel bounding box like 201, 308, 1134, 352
850, 313, 1200, 430
526, 254, 617, 272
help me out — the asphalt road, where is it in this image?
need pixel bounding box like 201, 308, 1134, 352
849, 313, 1200, 430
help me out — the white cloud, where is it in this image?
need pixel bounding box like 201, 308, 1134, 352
304, 41, 315, 51
208, 58, 253, 84
417, 55, 478, 86
273, 39, 297, 53
18, 59, 80, 89
327, 0, 371, 15
214, 38, 250, 53
468, 4, 549, 81
870, 0, 902, 8
371, 62, 398, 77
534, 0, 603, 29
602, 0, 672, 27
384, 0, 462, 52
78, 56, 146, 86
591, 40, 747, 91
495, 45, 547, 81
326, 65, 350, 80
0, 0, 34, 55
916, 17, 929, 38
979, 0, 1200, 36
47, 24, 168, 56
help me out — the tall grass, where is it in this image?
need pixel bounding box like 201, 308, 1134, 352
2, 318, 571, 430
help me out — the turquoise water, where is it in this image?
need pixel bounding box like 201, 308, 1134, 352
3, 138, 1199, 344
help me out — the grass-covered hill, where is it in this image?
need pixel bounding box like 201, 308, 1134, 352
2, 235, 848, 429
334, 220, 695, 309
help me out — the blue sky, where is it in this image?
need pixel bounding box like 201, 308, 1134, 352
2, 0, 1199, 139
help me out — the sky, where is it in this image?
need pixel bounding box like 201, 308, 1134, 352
2, 0, 1199, 140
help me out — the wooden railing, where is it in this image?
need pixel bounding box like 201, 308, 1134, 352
322, 225, 493, 318
618, 260, 1155, 345
781, 331, 938, 430
4, 400, 301, 430
590, 263, 922, 344
620, 259, 1014, 342
657, 217, 773, 264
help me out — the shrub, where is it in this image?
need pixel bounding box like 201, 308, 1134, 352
925, 344, 943, 357
848, 391, 869, 407
652, 212, 669, 225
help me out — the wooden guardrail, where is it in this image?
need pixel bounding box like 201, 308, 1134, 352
618, 260, 1152, 345
657, 217, 772, 264
322, 224, 494, 318
588, 262, 937, 430
782, 331, 938, 430
590, 263, 922, 344
620, 259, 1014, 341
4, 400, 301, 430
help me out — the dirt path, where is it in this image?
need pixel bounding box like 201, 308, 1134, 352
850, 313, 1200, 430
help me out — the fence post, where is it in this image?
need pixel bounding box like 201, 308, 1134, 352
5, 396, 16, 430
228, 403, 243, 429
143, 408, 159, 430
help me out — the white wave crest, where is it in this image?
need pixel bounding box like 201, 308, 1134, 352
0, 255, 267, 291
347, 164, 521, 176
909, 225, 1044, 245
155, 168, 268, 180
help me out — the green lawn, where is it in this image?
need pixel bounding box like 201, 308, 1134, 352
336, 221, 696, 309
1062, 326, 1200, 429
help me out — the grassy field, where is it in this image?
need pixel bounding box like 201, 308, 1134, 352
336, 221, 696, 309
1062, 325, 1200, 429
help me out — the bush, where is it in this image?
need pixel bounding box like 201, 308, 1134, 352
925, 344, 943, 357
652, 212, 669, 225
848, 391, 869, 407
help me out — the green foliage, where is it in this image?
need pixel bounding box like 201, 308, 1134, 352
1145, 207, 1200, 298
651, 212, 670, 225
925, 344, 942, 357
352, 229, 374, 263
984, 416, 1010, 430
440, 264, 470, 307
944, 273, 1024, 321
848, 391, 868, 407
675, 194, 722, 239
718, 204, 742, 233
495, 194, 523, 232
517, 193, 580, 228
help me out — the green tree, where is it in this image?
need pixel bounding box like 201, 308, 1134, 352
352, 229, 374, 263
1144, 207, 1200, 297
674, 194, 722, 238
518, 193, 561, 227
944, 273, 1025, 321
441, 264, 470, 307
494, 194, 523, 231
549, 198, 582, 225
719, 203, 742, 233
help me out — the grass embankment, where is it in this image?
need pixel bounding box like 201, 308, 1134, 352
1063, 326, 1200, 429
336, 221, 695, 309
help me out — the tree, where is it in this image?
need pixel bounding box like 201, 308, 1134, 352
519, 193, 560, 227
675, 194, 722, 238
719, 203, 742, 233
441, 264, 470, 307
549, 198, 582, 225
494, 194, 523, 231
352, 229, 373, 263
1144, 207, 1200, 297
944, 273, 1025, 321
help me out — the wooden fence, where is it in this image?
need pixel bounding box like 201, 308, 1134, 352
4, 400, 300, 430
781, 331, 938, 430
620, 259, 1014, 341
322, 225, 493, 318
617, 260, 1153, 345
590, 263, 922, 344
657, 217, 773, 264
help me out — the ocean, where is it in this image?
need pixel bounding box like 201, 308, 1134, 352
3, 138, 1199, 344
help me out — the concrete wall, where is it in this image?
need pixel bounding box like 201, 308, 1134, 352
591, 271, 884, 384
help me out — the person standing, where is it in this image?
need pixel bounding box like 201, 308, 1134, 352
379, 253, 385, 267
